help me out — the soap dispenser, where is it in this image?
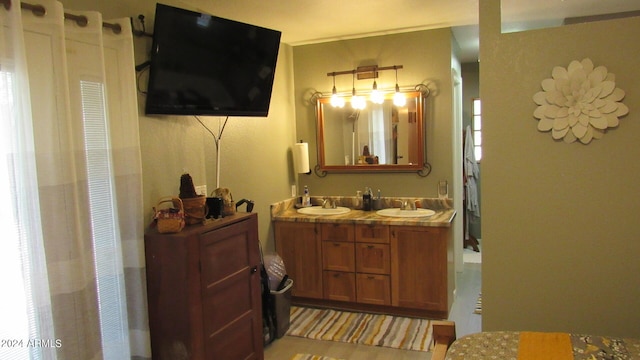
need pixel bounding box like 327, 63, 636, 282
363, 187, 372, 211
302, 185, 311, 207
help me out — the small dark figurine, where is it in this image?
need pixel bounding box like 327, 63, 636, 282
179, 173, 198, 199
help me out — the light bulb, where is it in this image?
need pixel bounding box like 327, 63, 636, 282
370, 81, 384, 104
331, 92, 345, 108
330, 75, 344, 107
351, 86, 366, 110
351, 95, 366, 110
393, 84, 406, 106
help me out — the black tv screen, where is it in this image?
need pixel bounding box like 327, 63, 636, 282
145, 3, 281, 117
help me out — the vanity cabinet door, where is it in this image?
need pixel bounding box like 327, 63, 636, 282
356, 273, 391, 305
322, 241, 355, 272
390, 226, 448, 312
355, 243, 390, 275
275, 222, 323, 299
321, 223, 355, 242
355, 224, 389, 244
323, 270, 356, 302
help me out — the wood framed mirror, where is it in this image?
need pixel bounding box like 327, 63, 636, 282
315, 90, 428, 175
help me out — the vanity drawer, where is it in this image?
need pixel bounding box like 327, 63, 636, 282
356, 273, 391, 305
322, 241, 355, 272
323, 271, 356, 302
321, 223, 355, 242
355, 224, 389, 244
355, 243, 390, 274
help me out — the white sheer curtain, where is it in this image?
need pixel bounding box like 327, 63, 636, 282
367, 102, 393, 164
0, 3, 56, 360
0, 0, 148, 359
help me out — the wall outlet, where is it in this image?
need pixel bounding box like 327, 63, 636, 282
195, 185, 207, 196
291, 184, 297, 197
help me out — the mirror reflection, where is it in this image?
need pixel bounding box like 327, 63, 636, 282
316, 91, 425, 173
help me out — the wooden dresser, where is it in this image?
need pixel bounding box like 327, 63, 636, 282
145, 213, 263, 360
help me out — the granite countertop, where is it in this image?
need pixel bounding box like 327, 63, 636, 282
270, 196, 456, 227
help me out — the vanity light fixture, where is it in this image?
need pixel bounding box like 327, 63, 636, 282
325, 65, 405, 109
329, 72, 345, 108
393, 66, 406, 107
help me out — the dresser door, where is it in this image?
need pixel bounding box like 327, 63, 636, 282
199, 218, 262, 359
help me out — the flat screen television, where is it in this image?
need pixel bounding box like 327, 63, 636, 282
145, 3, 282, 117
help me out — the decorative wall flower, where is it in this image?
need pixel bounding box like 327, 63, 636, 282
533, 58, 628, 144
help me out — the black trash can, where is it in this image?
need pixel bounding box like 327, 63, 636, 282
269, 278, 293, 338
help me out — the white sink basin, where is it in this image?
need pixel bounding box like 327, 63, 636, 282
297, 206, 351, 216
376, 208, 436, 218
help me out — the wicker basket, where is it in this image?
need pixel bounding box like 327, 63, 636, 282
155, 197, 185, 234
213, 187, 235, 216
182, 195, 207, 225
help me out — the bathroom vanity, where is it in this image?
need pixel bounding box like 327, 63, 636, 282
271, 197, 456, 319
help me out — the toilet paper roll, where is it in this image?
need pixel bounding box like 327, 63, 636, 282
293, 142, 310, 174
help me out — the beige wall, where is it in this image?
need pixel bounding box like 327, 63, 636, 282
481, 0, 640, 337
65, 0, 464, 261
63, 0, 640, 339
292, 29, 458, 200
64, 1, 461, 254
292, 31, 464, 271
65, 0, 297, 251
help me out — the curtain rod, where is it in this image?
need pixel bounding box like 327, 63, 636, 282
0, 0, 122, 34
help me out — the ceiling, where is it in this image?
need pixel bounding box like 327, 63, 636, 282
180, 0, 640, 63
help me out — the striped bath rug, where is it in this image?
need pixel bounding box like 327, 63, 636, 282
290, 354, 344, 360
286, 306, 433, 352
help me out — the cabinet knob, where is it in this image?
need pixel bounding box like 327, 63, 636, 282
251, 266, 258, 274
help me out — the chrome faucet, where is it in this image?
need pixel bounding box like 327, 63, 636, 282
400, 199, 417, 210
322, 197, 337, 209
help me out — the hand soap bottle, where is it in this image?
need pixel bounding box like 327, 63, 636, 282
302, 185, 311, 207
362, 187, 372, 211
